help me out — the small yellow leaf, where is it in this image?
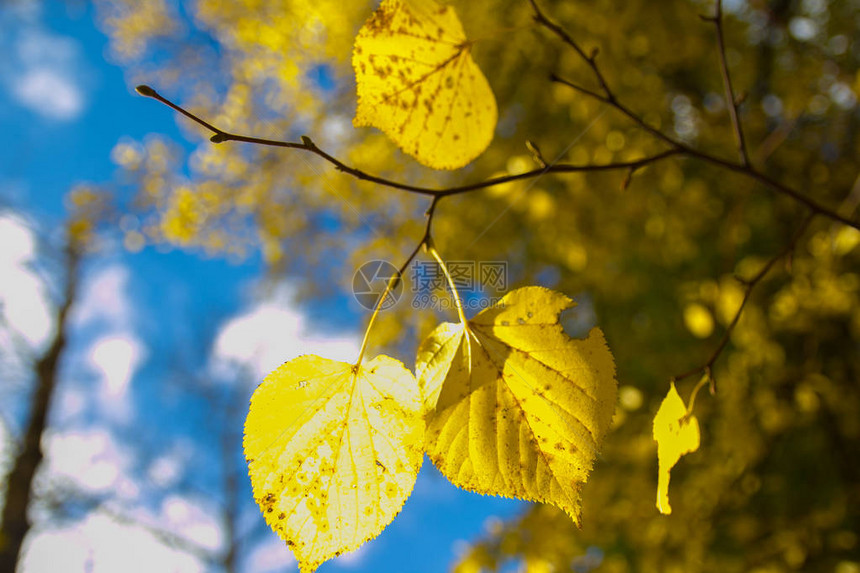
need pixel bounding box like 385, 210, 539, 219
652, 382, 700, 515
244, 354, 424, 573
416, 286, 617, 524
352, 0, 498, 170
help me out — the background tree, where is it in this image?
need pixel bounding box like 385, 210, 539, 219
0, 191, 279, 572
0, 189, 108, 571
90, 0, 860, 571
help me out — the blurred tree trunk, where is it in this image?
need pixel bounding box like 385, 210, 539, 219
219, 398, 240, 573
0, 249, 80, 572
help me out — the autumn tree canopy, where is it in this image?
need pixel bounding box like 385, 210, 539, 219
96, 0, 860, 571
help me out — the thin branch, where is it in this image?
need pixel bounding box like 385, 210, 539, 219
549, 74, 678, 147
137, 6, 860, 232
536, 14, 860, 231
673, 213, 815, 387
528, 0, 613, 101
706, 0, 750, 166
136, 85, 676, 199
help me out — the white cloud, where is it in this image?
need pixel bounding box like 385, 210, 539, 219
72, 265, 145, 419
211, 285, 360, 380
0, 213, 54, 350
0, 213, 36, 265
0, 266, 53, 348
0, 12, 87, 121
42, 428, 134, 495
158, 495, 223, 552
147, 452, 183, 489
87, 334, 145, 398
71, 265, 134, 329
19, 512, 207, 573
32, 429, 223, 571
12, 67, 84, 120
18, 526, 91, 573
245, 536, 296, 572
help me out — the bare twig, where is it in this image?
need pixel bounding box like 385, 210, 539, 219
706, 0, 750, 166
527, 0, 613, 101
533, 6, 860, 232
136, 85, 677, 199
673, 213, 815, 387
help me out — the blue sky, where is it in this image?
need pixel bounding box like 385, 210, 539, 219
0, 2, 526, 572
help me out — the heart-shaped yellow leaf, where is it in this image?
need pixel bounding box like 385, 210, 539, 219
244, 354, 424, 573
352, 0, 498, 170
416, 286, 617, 524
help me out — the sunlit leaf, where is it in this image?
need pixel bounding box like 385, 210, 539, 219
416, 286, 617, 524
244, 354, 424, 573
352, 0, 498, 170
652, 382, 700, 515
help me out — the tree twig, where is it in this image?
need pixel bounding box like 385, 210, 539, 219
135, 85, 678, 199
706, 0, 750, 166
673, 213, 815, 387
527, 0, 613, 101
531, 3, 860, 232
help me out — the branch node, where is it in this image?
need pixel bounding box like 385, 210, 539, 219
209, 133, 229, 144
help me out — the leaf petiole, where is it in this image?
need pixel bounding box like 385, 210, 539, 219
685, 369, 711, 416
426, 244, 468, 325
355, 271, 402, 368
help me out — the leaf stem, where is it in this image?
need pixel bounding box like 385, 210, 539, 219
686, 369, 711, 415
427, 243, 468, 325
673, 213, 815, 386
354, 196, 441, 367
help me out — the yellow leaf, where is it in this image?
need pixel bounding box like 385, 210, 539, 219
244, 354, 424, 573
652, 382, 700, 515
352, 0, 498, 170
416, 286, 617, 524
